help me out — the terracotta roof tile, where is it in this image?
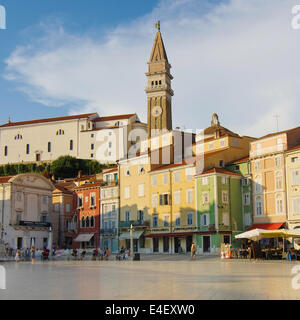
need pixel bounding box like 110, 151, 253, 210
0, 176, 13, 183
199, 167, 241, 176
0, 113, 97, 128
95, 114, 136, 122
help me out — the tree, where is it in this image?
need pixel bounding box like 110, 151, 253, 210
51, 156, 80, 179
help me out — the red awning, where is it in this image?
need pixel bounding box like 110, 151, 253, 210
146, 232, 194, 238
247, 223, 285, 231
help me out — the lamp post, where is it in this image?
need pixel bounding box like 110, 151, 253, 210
48, 226, 53, 259
130, 224, 134, 259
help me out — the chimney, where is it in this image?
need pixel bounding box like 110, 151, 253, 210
78, 170, 82, 179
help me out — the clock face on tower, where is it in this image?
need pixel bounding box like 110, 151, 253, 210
152, 105, 162, 117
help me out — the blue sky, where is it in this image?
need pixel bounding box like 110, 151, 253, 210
0, 0, 159, 123
1, 0, 300, 136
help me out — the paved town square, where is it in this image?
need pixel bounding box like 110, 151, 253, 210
1, 256, 300, 300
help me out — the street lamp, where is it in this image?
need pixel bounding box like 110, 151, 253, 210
130, 224, 134, 259
48, 226, 53, 259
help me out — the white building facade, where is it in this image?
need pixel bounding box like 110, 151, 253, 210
0, 173, 56, 250
0, 113, 147, 165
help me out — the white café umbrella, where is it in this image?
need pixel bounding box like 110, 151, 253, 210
235, 229, 267, 242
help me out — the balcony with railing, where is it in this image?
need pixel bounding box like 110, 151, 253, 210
100, 228, 118, 235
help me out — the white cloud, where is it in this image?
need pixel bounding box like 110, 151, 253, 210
4, 0, 300, 137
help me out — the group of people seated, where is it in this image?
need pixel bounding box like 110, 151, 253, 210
70, 248, 111, 261
116, 247, 130, 260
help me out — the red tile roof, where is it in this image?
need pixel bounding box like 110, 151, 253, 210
0, 176, 13, 183
228, 156, 250, 165
200, 168, 241, 176
103, 168, 118, 174
53, 184, 74, 195
247, 223, 285, 231
287, 144, 300, 152
95, 114, 136, 122
0, 113, 97, 128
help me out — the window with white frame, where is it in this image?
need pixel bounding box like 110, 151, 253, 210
186, 168, 194, 181
292, 197, 300, 215
186, 189, 193, 204
125, 211, 130, 222
254, 160, 261, 171
220, 139, 226, 148
254, 175, 263, 194
201, 214, 209, 226
292, 169, 300, 186
221, 177, 227, 184
187, 212, 193, 225
275, 172, 283, 190
174, 190, 181, 205
138, 184, 145, 197
275, 156, 282, 167
202, 192, 209, 204
222, 212, 230, 226
276, 194, 284, 215
163, 173, 169, 185
291, 157, 299, 163
163, 215, 169, 227
174, 171, 180, 183
242, 178, 249, 187
152, 175, 158, 187
243, 193, 250, 206
152, 194, 158, 208
244, 213, 251, 226
202, 177, 209, 185
78, 195, 83, 208
222, 191, 228, 204
159, 193, 169, 206
175, 213, 181, 226
124, 186, 130, 199
255, 197, 263, 216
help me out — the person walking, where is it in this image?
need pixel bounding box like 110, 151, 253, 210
30, 246, 36, 263
15, 249, 21, 263
191, 243, 196, 260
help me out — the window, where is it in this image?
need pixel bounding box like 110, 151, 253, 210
163, 215, 169, 227
255, 197, 263, 216
125, 168, 130, 177
275, 172, 283, 190
90, 216, 95, 228
66, 204, 70, 213
152, 194, 158, 208
209, 143, 214, 150
153, 216, 158, 227
186, 189, 193, 204
91, 154, 94, 158
138, 210, 144, 223
222, 212, 229, 226
160, 194, 169, 206
91, 144, 94, 150
202, 192, 209, 204
138, 184, 145, 197
292, 169, 300, 186
219, 160, 225, 168
70, 140, 73, 151
201, 214, 209, 226
56, 129, 65, 135
187, 212, 193, 225
26, 144, 30, 155
91, 134, 94, 138
4, 146, 8, 156
277, 138, 283, 151
202, 177, 209, 185
42, 196, 48, 205
254, 175, 263, 194
243, 193, 250, 206
254, 160, 261, 171
90, 194, 96, 207
221, 177, 227, 184
152, 175, 157, 186
244, 213, 251, 226
81, 217, 85, 228
86, 216, 90, 228
48, 142, 51, 153
292, 197, 300, 215
242, 178, 249, 186
174, 191, 181, 205
220, 139, 226, 147
292, 157, 299, 163
54, 203, 60, 212
276, 194, 283, 214
125, 211, 130, 222
275, 156, 281, 167
186, 168, 194, 181
16, 192, 22, 201
174, 172, 180, 183
222, 191, 228, 204
124, 186, 130, 199
163, 173, 169, 185
233, 139, 239, 147
78, 195, 83, 208
109, 142, 112, 149
175, 214, 181, 227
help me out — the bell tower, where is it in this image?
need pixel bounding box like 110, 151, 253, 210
146, 21, 173, 138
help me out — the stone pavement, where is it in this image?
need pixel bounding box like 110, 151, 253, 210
0, 256, 300, 300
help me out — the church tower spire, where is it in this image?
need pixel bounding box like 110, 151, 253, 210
146, 21, 173, 138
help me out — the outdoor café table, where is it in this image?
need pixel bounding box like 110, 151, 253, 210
239, 249, 248, 259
